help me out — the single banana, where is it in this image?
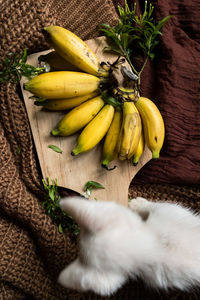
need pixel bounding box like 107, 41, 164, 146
44, 26, 108, 77
101, 108, 122, 170
72, 104, 115, 155
24, 71, 102, 99
132, 130, 145, 166
38, 51, 81, 71
34, 91, 99, 111
127, 106, 142, 159
134, 97, 165, 159
51, 96, 104, 136
118, 101, 141, 160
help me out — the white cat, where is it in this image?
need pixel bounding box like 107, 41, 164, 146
58, 196, 200, 296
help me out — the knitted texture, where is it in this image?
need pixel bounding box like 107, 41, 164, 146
0, 0, 200, 299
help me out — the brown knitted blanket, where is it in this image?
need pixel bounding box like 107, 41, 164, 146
0, 0, 200, 299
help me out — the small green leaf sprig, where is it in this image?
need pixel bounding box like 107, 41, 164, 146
84, 181, 105, 198
42, 178, 80, 235
48, 144, 63, 153
100, 0, 171, 85
0, 49, 45, 83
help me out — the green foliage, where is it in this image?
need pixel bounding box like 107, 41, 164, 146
84, 181, 105, 198
42, 178, 80, 235
48, 144, 63, 153
0, 49, 45, 83
100, 0, 171, 76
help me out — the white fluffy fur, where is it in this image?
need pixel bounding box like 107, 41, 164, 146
58, 196, 200, 296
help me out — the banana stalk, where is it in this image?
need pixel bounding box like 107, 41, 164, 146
44, 26, 108, 77
24, 71, 102, 99
101, 108, 122, 170
72, 104, 115, 155
51, 96, 104, 136
134, 97, 165, 159
34, 91, 99, 111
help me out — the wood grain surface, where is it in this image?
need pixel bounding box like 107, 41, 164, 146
20, 36, 152, 206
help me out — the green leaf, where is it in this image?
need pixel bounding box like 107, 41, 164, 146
102, 92, 122, 107
58, 223, 63, 233
120, 33, 129, 51
20, 49, 28, 64
0, 50, 45, 84
84, 181, 105, 192
48, 144, 63, 153
42, 177, 80, 236
156, 16, 171, 31
48, 188, 55, 201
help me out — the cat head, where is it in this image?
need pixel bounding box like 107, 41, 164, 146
58, 196, 143, 296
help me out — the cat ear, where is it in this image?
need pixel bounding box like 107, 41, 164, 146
59, 196, 106, 232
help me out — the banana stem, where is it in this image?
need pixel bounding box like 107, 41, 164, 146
137, 56, 148, 86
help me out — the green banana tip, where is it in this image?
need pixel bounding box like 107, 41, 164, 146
51, 129, 60, 136
71, 148, 81, 156
152, 151, 160, 159
101, 162, 117, 171
132, 160, 138, 166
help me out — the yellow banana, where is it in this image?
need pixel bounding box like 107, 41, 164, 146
101, 108, 122, 170
118, 101, 141, 160
132, 130, 145, 166
38, 51, 81, 71
72, 104, 115, 155
24, 71, 102, 99
134, 97, 165, 159
34, 91, 99, 111
127, 107, 142, 159
51, 96, 104, 136
44, 26, 108, 77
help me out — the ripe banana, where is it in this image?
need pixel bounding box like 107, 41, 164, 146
132, 130, 145, 166
34, 91, 99, 111
127, 107, 142, 159
101, 108, 122, 170
44, 26, 108, 77
118, 101, 141, 160
38, 51, 81, 71
51, 96, 104, 136
24, 71, 102, 99
72, 104, 115, 155
134, 97, 165, 159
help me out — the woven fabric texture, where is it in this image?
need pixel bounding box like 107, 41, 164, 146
0, 0, 200, 299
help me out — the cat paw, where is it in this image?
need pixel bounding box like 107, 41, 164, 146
129, 197, 149, 211
129, 197, 150, 221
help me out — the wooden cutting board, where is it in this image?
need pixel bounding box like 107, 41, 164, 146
20, 36, 152, 206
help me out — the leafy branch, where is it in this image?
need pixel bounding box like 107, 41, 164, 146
42, 178, 80, 235
100, 0, 171, 85
0, 49, 45, 83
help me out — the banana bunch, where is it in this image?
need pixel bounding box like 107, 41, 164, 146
101, 90, 165, 168
24, 25, 165, 170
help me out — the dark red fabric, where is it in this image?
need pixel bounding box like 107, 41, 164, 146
126, 0, 200, 185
